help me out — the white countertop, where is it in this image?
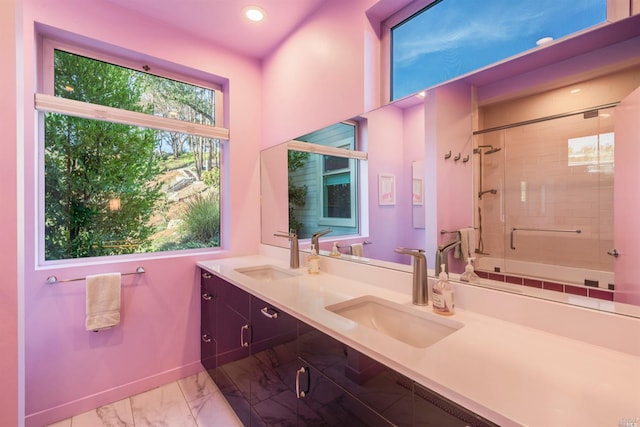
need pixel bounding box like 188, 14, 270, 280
198, 254, 640, 427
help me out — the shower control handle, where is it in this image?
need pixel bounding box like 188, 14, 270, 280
607, 249, 619, 258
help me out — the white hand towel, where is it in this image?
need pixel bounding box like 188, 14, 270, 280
459, 227, 476, 262
85, 273, 121, 332
459, 229, 469, 261
350, 243, 364, 257
466, 227, 476, 259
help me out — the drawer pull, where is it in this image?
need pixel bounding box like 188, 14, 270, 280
240, 324, 250, 347
201, 334, 212, 343
295, 366, 310, 398
201, 272, 213, 279
261, 306, 279, 319
201, 292, 213, 301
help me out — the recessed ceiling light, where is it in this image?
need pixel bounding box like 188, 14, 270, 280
536, 36, 554, 46
570, 88, 581, 94
244, 6, 266, 22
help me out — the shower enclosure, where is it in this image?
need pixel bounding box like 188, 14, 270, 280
472, 107, 615, 284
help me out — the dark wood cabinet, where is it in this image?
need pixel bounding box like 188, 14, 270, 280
200, 269, 498, 426
295, 362, 392, 426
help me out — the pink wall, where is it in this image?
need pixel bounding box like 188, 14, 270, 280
21, 0, 262, 424
1, 0, 21, 425
614, 86, 640, 305
425, 82, 474, 272
261, 0, 377, 148
365, 104, 405, 262
402, 103, 427, 252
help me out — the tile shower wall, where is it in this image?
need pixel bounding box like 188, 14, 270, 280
473, 67, 640, 285
477, 109, 614, 273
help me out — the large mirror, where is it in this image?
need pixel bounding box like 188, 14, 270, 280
261, 21, 640, 312
261, 94, 425, 265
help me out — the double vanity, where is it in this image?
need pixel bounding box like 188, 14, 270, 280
197, 247, 640, 426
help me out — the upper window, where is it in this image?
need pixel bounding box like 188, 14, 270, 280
390, 0, 607, 100
37, 42, 228, 261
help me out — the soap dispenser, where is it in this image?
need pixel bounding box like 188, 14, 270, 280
460, 257, 480, 283
329, 242, 341, 257
307, 245, 320, 274
432, 264, 454, 315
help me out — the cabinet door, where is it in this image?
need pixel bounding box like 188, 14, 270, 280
251, 295, 298, 354
298, 321, 413, 426
200, 327, 216, 373
413, 382, 498, 427
295, 362, 392, 426
216, 300, 251, 366
200, 285, 217, 340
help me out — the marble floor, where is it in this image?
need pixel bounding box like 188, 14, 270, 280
46, 371, 242, 427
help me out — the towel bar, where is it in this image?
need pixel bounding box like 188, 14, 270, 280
510, 228, 581, 250
46, 266, 145, 284
335, 241, 372, 249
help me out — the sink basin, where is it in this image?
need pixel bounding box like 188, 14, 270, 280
235, 265, 299, 281
325, 296, 462, 348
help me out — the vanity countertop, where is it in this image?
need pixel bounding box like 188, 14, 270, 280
198, 254, 640, 427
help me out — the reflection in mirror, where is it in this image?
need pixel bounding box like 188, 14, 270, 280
261, 97, 425, 264
472, 65, 640, 305
474, 107, 614, 284
288, 122, 361, 241
412, 160, 425, 229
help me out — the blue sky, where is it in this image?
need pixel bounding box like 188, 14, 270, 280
392, 0, 607, 100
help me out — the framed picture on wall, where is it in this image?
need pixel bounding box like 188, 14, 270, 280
412, 178, 423, 205
378, 174, 396, 205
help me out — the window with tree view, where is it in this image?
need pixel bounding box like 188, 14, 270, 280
42, 48, 226, 261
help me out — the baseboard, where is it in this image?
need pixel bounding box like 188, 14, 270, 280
25, 361, 203, 427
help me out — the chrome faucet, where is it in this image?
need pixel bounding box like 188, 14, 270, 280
274, 230, 300, 269
394, 248, 428, 305
435, 239, 462, 276
311, 228, 332, 251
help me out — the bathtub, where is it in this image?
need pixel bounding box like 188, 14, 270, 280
475, 256, 614, 289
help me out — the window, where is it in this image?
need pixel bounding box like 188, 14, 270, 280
37, 42, 229, 261
568, 132, 615, 167
389, 0, 607, 100
287, 122, 360, 239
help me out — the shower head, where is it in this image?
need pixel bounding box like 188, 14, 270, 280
475, 145, 502, 155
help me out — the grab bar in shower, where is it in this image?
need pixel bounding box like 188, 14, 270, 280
510, 228, 581, 250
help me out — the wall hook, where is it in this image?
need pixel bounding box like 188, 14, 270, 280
444, 150, 452, 160
462, 155, 470, 163
453, 153, 461, 161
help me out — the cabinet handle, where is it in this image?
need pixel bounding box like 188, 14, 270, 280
201, 292, 213, 301
201, 272, 213, 279
261, 306, 279, 319
240, 324, 250, 347
295, 366, 310, 398
201, 334, 212, 343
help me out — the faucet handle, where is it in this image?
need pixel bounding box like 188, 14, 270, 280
312, 228, 332, 238
395, 247, 425, 257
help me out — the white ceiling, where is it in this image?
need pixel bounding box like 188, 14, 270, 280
104, 0, 327, 59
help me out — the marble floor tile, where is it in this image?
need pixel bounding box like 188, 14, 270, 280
70, 398, 134, 427
186, 390, 243, 427
130, 381, 197, 427
44, 371, 242, 427
178, 371, 220, 403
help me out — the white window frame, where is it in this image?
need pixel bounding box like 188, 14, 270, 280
316, 137, 358, 228
36, 37, 229, 264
